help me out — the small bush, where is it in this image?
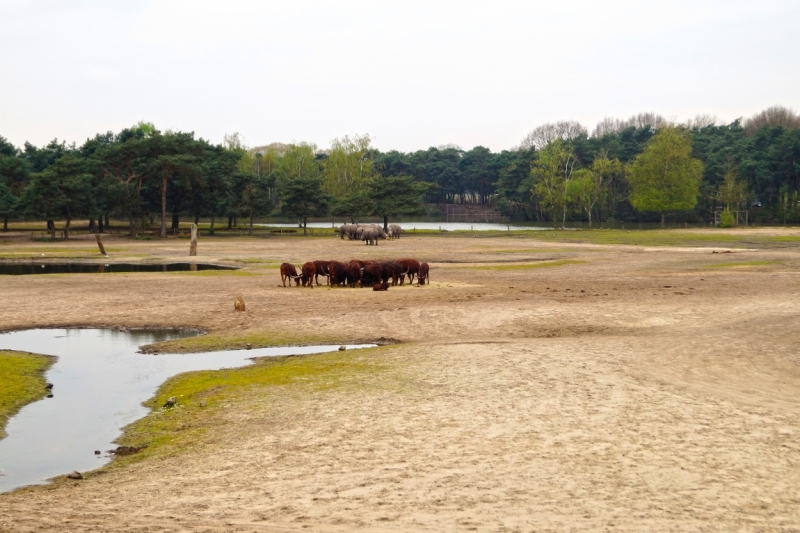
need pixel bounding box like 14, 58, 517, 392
719, 209, 735, 228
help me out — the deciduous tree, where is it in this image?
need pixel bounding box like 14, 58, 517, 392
626, 127, 704, 227
530, 140, 577, 228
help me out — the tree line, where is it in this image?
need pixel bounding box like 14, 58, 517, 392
1, 105, 799, 235
0, 126, 428, 237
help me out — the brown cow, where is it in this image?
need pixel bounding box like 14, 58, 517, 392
328, 260, 349, 287
313, 260, 332, 286
280, 263, 300, 287
396, 258, 420, 284
379, 261, 401, 286
372, 281, 389, 291
361, 264, 383, 287
300, 262, 316, 287
346, 260, 362, 288
418, 262, 429, 285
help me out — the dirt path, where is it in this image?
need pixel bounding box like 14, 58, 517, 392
1, 232, 800, 531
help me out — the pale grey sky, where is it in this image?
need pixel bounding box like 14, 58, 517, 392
1, 0, 798, 152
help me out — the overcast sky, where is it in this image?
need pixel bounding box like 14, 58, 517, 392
1, 0, 798, 152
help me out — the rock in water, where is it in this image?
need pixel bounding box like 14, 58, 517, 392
339, 346, 346, 351
45, 383, 53, 390
163, 396, 176, 408
94, 450, 101, 455
234, 294, 246, 312
66, 471, 83, 480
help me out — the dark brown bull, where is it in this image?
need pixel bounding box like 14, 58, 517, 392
280, 263, 300, 287
313, 260, 332, 286
379, 262, 401, 286
372, 281, 389, 291
418, 262, 429, 285
396, 258, 420, 284
361, 264, 383, 287
328, 260, 350, 287
300, 262, 316, 287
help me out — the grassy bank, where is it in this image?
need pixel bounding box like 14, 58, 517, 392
112, 346, 387, 465
0, 351, 55, 439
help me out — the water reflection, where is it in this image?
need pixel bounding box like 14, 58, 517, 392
0, 263, 237, 276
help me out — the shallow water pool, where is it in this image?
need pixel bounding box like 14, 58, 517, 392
0, 328, 374, 492
0, 263, 237, 275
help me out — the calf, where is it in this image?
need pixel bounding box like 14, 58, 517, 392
300, 262, 316, 287
372, 281, 390, 291
280, 263, 300, 287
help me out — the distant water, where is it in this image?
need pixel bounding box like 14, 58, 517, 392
257, 222, 552, 231
0, 263, 237, 276
0, 328, 375, 492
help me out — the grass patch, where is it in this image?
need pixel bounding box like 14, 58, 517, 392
704, 260, 781, 269
143, 330, 357, 354
112, 346, 386, 464
480, 247, 566, 254
465, 259, 586, 271
393, 228, 800, 249
0, 351, 55, 439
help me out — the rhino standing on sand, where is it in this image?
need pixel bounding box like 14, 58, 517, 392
361, 226, 387, 245
338, 224, 358, 240
388, 224, 402, 239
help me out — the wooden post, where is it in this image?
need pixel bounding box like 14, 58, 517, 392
189, 224, 198, 256
95, 234, 107, 256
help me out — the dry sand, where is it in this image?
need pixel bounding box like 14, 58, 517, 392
1, 230, 800, 532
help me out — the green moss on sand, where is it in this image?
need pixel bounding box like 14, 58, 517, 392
0, 351, 55, 439
113, 346, 385, 464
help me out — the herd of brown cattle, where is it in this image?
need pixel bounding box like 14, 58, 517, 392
280, 258, 429, 291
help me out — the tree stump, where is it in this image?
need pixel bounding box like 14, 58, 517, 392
234, 294, 246, 312
189, 224, 198, 256
95, 234, 107, 256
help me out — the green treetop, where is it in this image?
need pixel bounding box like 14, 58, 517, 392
626, 127, 704, 227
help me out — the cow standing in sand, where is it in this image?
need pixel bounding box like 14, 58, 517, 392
280, 263, 301, 287
300, 262, 316, 287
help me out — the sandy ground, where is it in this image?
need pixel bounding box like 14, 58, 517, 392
1, 230, 800, 532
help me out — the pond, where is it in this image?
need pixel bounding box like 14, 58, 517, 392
257, 222, 551, 232
0, 263, 238, 275
0, 328, 375, 492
